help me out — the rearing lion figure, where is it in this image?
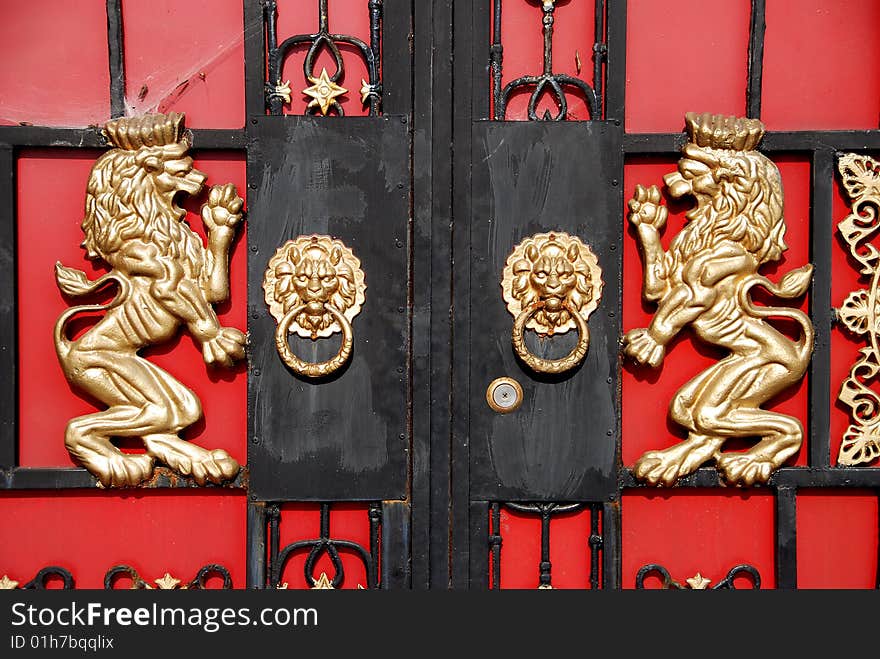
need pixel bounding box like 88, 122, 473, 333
622, 112, 814, 487
54, 112, 246, 488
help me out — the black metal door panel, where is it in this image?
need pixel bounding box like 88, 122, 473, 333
468, 121, 622, 502
247, 116, 409, 501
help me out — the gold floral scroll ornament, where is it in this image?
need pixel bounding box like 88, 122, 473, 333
263, 235, 366, 378
622, 112, 814, 487
835, 153, 880, 466
501, 232, 603, 374
54, 112, 246, 488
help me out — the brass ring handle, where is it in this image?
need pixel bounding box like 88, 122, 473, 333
511, 301, 590, 374
275, 303, 353, 378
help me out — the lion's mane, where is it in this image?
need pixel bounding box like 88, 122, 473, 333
667, 147, 785, 275
81, 144, 204, 277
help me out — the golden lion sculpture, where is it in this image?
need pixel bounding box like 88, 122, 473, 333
622, 112, 814, 487
53, 112, 246, 488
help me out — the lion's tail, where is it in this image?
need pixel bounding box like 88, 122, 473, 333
739, 265, 815, 364
53, 266, 130, 361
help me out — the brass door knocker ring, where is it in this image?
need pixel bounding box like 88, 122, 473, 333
511, 299, 590, 374
274, 302, 354, 378
501, 232, 603, 375
263, 235, 366, 379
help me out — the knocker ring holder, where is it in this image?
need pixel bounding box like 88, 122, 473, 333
501, 232, 603, 374
263, 235, 366, 378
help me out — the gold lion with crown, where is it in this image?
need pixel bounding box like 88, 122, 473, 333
53, 112, 246, 488
622, 112, 814, 487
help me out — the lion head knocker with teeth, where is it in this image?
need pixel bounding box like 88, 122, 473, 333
54, 112, 246, 488
622, 112, 815, 487
502, 232, 603, 375
263, 235, 366, 378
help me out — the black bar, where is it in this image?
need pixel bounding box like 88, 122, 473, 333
448, 0, 481, 590
0, 126, 246, 150
624, 130, 880, 155
490, 0, 502, 119
381, 501, 411, 589
106, 0, 126, 118
621, 466, 880, 489
746, 0, 766, 119
603, 0, 626, 124
0, 146, 15, 469
266, 504, 281, 587
809, 148, 834, 468
382, 0, 410, 115
468, 501, 489, 589
539, 508, 552, 588
588, 503, 601, 590
244, 0, 267, 119
490, 503, 501, 589
602, 500, 620, 589
0, 467, 248, 489
775, 485, 797, 589
246, 501, 266, 589
592, 0, 605, 119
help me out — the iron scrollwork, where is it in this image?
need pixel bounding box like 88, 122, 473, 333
834, 153, 880, 466
622, 112, 814, 487
265, 0, 382, 116
492, 0, 604, 120
104, 564, 233, 589
267, 503, 380, 589
53, 112, 246, 488
635, 564, 761, 590
0, 567, 74, 589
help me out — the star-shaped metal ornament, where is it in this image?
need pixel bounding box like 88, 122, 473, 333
275, 80, 292, 104
0, 575, 19, 589
311, 572, 334, 589
303, 68, 347, 115
686, 573, 711, 590
154, 573, 182, 590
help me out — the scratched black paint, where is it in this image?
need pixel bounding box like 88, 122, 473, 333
468, 121, 622, 501
247, 116, 409, 501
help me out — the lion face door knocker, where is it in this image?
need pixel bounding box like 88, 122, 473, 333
501, 232, 603, 375
622, 112, 814, 487
263, 235, 366, 378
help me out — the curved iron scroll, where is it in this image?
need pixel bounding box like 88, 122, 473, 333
493, 502, 602, 589
0, 567, 75, 589
267, 503, 381, 589
492, 0, 604, 121
265, 0, 382, 116
104, 564, 233, 590
635, 564, 761, 590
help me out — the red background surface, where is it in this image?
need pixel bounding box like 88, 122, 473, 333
2, 1, 878, 590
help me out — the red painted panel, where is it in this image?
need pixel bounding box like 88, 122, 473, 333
625, 0, 750, 133
621, 491, 776, 589
273, 504, 372, 590
493, 0, 597, 121
0, 491, 246, 589
492, 507, 595, 589
797, 490, 877, 588
273, 0, 372, 117
830, 160, 873, 464
17, 150, 248, 468
121, 0, 245, 128
622, 156, 811, 467
762, 0, 880, 131
0, 0, 109, 127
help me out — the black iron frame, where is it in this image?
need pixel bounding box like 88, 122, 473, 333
1, 0, 879, 591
